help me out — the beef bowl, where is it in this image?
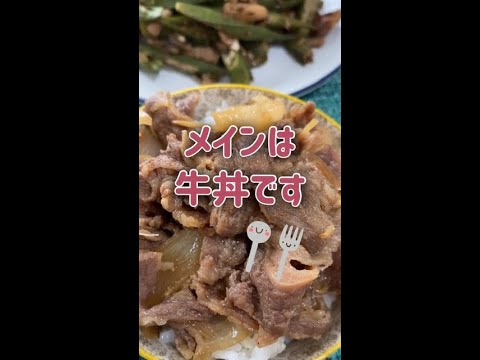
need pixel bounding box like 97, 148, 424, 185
139, 84, 341, 360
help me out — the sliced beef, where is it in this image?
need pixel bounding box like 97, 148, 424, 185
249, 247, 310, 341
175, 93, 199, 118
139, 200, 167, 233
286, 280, 333, 339
190, 237, 257, 332
160, 177, 210, 228
139, 288, 214, 326
259, 157, 340, 255
197, 235, 247, 285
139, 238, 163, 252
210, 197, 258, 237
140, 154, 186, 178
139, 171, 162, 203
317, 247, 341, 293
138, 227, 172, 249
192, 276, 259, 332
286, 309, 332, 339
174, 328, 196, 360
226, 270, 257, 317
139, 251, 163, 307
211, 135, 296, 177
144, 92, 196, 147
161, 133, 184, 163
317, 143, 341, 176
288, 102, 316, 128
139, 216, 164, 231
139, 199, 164, 218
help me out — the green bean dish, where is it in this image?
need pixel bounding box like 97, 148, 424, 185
139, 0, 341, 84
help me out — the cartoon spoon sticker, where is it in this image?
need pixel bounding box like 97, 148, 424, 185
245, 221, 272, 272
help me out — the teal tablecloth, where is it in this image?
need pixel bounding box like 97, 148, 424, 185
301, 68, 341, 124
139, 69, 341, 360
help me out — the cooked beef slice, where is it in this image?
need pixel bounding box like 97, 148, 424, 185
211, 135, 297, 177
210, 197, 258, 238
140, 154, 186, 178
197, 235, 247, 285
139, 251, 163, 307
192, 277, 259, 332
139, 215, 163, 231
190, 237, 258, 332
288, 102, 316, 128
259, 157, 340, 255
226, 270, 257, 317
286, 309, 332, 339
317, 247, 341, 293
317, 144, 341, 176
162, 133, 184, 163
249, 248, 309, 339
139, 174, 160, 203
139, 199, 163, 218
286, 280, 333, 339
159, 177, 210, 228
139, 201, 180, 238
144, 92, 197, 147
139, 289, 214, 326
139, 238, 163, 252
175, 93, 200, 118
174, 328, 196, 360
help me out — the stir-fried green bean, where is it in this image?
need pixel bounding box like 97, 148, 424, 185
141, 0, 211, 10
258, 0, 304, 10
222, 50, 252, 83
266, 12, 311, 31
139, 5, 164, 21
243, 41, 269, 67
160, 15, 218, 43
140, 43, 226, 76
298, 0, 322, 36
286, 38, 313, 64
138, 0, 340, 83
139, 57, 164, 73
175, 3, 294, 41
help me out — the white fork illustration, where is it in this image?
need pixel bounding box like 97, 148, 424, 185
275, 225, 304, 281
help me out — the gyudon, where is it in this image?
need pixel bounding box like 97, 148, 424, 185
139, 89, 341, 360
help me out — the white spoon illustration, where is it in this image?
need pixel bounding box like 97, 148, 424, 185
245, 221, 272, 272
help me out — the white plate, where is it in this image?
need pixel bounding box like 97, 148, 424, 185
139, 23, 340, 101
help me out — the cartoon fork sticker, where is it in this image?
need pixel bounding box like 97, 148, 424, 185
245, 221, 272, 272
275, 225, 304, 281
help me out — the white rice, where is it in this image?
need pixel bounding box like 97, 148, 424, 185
212, 336, 287, 360
159, 327, 176, 344
160, 327, 288, 360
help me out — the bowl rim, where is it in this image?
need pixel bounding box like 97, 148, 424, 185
139, 83, 341, 360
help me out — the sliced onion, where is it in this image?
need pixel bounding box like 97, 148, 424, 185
184, 315, 251, 360
143, 229, 202, 308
